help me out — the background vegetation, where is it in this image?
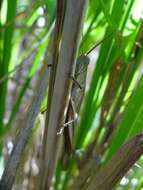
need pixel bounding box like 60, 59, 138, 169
0, 0, 143, 189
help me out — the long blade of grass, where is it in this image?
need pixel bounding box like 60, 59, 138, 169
0, 0, 17, 129
75, 0, 125, 149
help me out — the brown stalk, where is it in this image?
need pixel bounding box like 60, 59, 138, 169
39, 0, 88, 189
39, 0, 66, 187
84, 134, 143, 190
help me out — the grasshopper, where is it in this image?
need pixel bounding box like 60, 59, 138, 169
60, 55, 90, 169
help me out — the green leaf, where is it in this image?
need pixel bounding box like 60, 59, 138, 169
106, 77, 143, 161
0, 0, 17, 129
